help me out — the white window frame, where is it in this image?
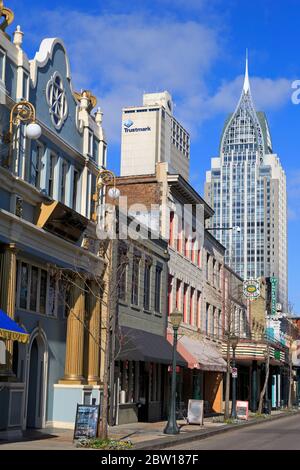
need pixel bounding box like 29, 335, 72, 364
16, 259, 58, 318
48, 152, 57, 198
22, 71, 29, 100
0, 47, 6, 82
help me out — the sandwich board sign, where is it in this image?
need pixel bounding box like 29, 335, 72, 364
236, 401, 249, 420
187, 399, 204, 425
73, 404, 100, 440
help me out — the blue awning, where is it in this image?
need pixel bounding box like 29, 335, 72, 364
0, 309, 29, 343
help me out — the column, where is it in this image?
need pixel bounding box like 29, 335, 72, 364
251, 360, 258, 412
99, 281, 108, 385
277, 369, 281, 408
60, 277, 86, 384
272, 372, 277, 409
87, 281, 101, 385
134, 361, 140, 402
128, 361, 134, 403
0, 244, 17, 377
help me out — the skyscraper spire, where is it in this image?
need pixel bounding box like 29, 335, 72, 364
243, 49, 250, 93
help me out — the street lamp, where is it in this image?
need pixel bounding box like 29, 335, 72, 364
92, 169, 120, 222
164, 308, 183, 435
3, 100, 42, 168
230, 333, 239, 419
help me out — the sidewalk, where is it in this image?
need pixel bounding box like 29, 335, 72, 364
0, 409, 299, 450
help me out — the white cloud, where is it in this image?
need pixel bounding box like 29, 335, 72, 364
210, 76, 292, 114
25, 10, 220, 142
24, 9, 292, 143
286, 171, 300, 221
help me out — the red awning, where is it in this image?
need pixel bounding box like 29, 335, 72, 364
167, 331, 226, 372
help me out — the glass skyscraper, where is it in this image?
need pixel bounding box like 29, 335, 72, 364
205, 59, 288, 310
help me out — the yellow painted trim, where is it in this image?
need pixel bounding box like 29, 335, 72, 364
0, 327, 29, 343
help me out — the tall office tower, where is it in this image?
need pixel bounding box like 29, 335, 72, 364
205, 59, 288, 310
121, 91, 190, 180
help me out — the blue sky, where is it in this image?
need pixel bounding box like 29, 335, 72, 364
6, 0, 300, 311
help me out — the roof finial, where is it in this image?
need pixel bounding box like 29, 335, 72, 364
243, 49, 250, 93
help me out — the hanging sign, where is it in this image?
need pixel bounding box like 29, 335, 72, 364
243, 279, 260, 300
270, 277, 278, 316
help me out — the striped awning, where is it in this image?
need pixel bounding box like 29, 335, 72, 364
0, 309, 29, 343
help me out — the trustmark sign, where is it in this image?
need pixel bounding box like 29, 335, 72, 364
243, 279, 260, 300
123, 120, 151, 133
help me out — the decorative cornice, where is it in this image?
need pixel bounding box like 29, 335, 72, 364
30, 38, 71, 87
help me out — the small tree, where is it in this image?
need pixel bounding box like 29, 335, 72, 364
52, 233, 136, 439
222, 269, 247, 419
258, 343, 270, 414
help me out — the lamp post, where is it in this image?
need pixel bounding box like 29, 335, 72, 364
164, 308, 183, 435
3, 100, 42, 168
230, 333, 239, 419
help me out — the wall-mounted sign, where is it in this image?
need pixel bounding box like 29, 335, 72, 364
187, 399, 204, 425
236, 401, 249, 420
274, 350, 281, 361
123, 120, 151, 133
73, 405, 99, 440
270, 277, 278, 316
231, 367, 238, 378
243, 279, 260, 300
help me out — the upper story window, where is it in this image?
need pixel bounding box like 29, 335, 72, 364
61, 160, 68, 205
88, 131, 93, 157
144, 257, 152, 311
73, 169, 80, 210
154, 264, 163, 314
0, 48, 6, 82
48, 153, 57, 198
169, 211, 174, 247
131, 250, 141, 306
46, 72, 68, 130
17, 261, 57, 317
93, 137, 99, 161
22, 72, 29, 100
32, 143, 44, 189
118, 243, 128, 302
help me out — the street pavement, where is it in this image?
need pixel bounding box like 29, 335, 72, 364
169, 413, 300, 450
0, 412, 299, 450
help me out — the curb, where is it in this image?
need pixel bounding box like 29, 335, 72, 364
133, 410, 300, 450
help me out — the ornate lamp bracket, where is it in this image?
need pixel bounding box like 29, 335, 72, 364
0, 1, 14, 38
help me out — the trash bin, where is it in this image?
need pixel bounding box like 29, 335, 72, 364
262, 399, 271, 415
